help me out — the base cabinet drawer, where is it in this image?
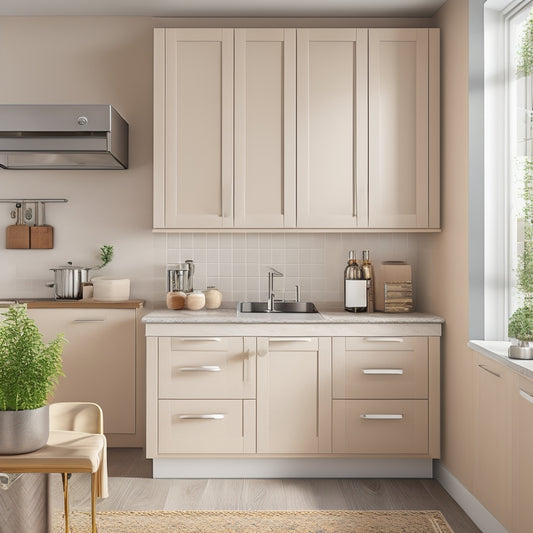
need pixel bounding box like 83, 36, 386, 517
158, 337, 255, 399
332, 399, 428, 454
158, 399, 256, 454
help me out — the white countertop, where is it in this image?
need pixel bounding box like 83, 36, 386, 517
468, 340, 533, 380
142, 303, 444, 325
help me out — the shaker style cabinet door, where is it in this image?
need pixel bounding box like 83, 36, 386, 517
472, 352, 513, 531
297, 29, 368, 228
368, 28, 440, 229
153, 28, 234, 228
234, 29, 296, 228
27, 308, 136, 437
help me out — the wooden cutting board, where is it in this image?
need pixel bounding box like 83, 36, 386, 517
6, 224, 30, 249
30, 225, 53, 249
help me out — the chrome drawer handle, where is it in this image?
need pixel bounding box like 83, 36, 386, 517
520, 389, 533, 404
179, 337, 222, 342
178, 414, 225, 420
363, 369, 404, 375
360, 414, 404, 420
362, 337, 404, 343
269, 338, 312, 342
178, 366, 222, 372
478, 364, 501, 378
73, 319, 105, 323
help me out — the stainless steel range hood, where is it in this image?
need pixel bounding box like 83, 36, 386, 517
0, 104, 128, 170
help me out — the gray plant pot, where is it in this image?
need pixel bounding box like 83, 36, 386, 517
509, 341, 533, 360
0, 405, 49, 454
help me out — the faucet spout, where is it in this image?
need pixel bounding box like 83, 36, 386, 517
266, 267, 283, 311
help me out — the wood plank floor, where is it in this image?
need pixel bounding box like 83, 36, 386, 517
49, 448, 481, 533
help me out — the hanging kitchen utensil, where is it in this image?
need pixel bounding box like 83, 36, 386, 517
6, 203, 30, 249
30, 202, 53, 249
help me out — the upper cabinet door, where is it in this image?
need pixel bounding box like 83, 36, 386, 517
368, 28, 440, 229
234, 29, 296, 228
297, 29, 368, 229
154, 28, 234, 229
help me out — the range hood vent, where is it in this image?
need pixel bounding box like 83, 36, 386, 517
0, 104, 128, 170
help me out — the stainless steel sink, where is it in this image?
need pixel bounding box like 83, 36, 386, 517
239, 301, 318, 313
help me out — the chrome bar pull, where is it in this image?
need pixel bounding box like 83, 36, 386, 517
178, 366, 222, 372
363, 369, 404, 375
178, 414, 225, 420
360, 414, 404, 420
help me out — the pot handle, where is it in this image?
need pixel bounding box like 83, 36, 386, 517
45, 282, 55, 288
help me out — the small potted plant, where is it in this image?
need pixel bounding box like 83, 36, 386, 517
0, 304, 65, 454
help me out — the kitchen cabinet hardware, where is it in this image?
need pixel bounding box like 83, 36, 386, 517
362, 337, 404, 342
178, 414, 225, 420
178, 366, 221, 372
363, 369, 404, 375
360, 414, 404, 420
179, 337, 222, 342
519, 389, 533, 404
268, 337, 312, 342
73, 319, 106, 323
478, 364, 501, 378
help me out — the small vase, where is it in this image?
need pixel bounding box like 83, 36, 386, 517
509, 340, 533, 360
0, 405, 50, 454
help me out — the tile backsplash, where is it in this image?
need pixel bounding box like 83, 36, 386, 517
165, 233, 420, 304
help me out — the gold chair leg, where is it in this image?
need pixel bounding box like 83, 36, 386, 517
61, 472, 69, 533
91, 472, 98, 533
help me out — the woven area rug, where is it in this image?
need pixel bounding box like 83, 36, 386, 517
52, 509, 454, 533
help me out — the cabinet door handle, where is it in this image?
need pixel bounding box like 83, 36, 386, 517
360, 414, 404, 420
520, 389, 533, 404
73, 319, 105, 323
178, 366, 221, 372
178, 414, 224, 420
363, 369, 404, 375
268, 337, 312, 342
478, 364, 501, 378
362, 337, 404, 343
179, 337, 222, 342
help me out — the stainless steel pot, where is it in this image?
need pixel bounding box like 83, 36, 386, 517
48, 262, 91, 299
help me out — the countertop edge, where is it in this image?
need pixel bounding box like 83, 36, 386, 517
468, 340, 533, 380
22, 299, 144, 309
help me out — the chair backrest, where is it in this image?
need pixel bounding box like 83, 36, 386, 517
49, 402, 104, 434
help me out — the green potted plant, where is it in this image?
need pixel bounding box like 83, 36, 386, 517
509, 159, 533, 359
0, 304, 66, 454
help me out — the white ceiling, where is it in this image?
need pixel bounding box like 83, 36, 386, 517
0, 0, 449, 18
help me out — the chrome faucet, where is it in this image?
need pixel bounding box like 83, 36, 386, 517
266, 267, 283, 311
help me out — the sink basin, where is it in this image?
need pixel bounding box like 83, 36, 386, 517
239, 301, 318, 313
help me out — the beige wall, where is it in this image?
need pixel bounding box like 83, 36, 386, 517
419, 0, 473, 489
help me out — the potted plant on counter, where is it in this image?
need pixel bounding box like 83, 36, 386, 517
0, 304, 65, 454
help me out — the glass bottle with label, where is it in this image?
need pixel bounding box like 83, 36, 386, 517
344, 250, 367, 312
361, 250, 375, 313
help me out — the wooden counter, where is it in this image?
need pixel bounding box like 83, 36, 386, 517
22, 298, 144, 309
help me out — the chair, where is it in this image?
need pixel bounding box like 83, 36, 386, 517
49, 402, 108, 532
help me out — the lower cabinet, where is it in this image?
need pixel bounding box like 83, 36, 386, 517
512, 373, 533, 533
146, 334, 440, 459
472, 352, 512, 531
28, 307, 139, 446
256, 337, 331, 454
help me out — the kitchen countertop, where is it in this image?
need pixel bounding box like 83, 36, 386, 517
468, 340, 533, 381
142, 303, 444, 337
0, 298, 144, 309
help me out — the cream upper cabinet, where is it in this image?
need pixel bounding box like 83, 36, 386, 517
368, 28, 440, 229
296, 29, 368, 229
234, 29, 296, 228
153, 28, 234, 229
256, 337, 331, 454
154, 27, 440, 231
472, 352, 512, 531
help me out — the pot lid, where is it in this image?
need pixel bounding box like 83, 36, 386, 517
50, 262, 91, 271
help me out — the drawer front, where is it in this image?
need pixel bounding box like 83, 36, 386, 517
158, 337, 255, 399
158, 399, 256, 454
332, 399, 428, 454
334, 337, 428, 399
266, 337, 319, 351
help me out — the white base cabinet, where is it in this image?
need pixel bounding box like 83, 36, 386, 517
146, 333, 440, 461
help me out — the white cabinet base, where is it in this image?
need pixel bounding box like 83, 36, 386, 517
152, 457, 433, 479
